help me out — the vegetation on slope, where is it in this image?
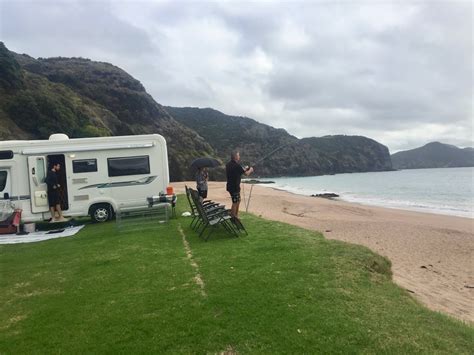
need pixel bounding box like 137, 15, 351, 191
301, 135, 392, 173
0, 42, 214, 180
1, 42, 393, 180
166, 106, 393, 177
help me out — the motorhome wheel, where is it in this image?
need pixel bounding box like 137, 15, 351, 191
90, 204, 112, 223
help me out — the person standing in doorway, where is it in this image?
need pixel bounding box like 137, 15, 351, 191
45, 162, 66, 222
226, 150, 253, 220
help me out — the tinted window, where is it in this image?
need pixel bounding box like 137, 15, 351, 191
73, 159, 98, 173
0, 171, 7, 192
0, 151, 13, 160
107, 156, 150, 177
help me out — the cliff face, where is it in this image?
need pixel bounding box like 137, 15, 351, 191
166, 107, 393, 177
391, 142, 474, 169
0, 42, 214, 180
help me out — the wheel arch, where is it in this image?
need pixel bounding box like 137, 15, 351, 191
87, 199, 117, 216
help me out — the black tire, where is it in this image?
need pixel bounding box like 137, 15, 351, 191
90, 204, 113, 223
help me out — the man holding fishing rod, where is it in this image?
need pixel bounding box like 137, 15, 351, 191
226, 150, 254, 220
226, 144, 288, 220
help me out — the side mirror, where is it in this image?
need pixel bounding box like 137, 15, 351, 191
3, 192, 9, 199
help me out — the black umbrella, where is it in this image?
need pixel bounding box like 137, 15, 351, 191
190, 157, 220, 170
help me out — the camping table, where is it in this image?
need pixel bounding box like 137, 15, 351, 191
147, 194, 177, 218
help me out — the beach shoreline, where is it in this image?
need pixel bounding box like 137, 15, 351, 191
261, 184, 474, 219
174, 181, 474, 323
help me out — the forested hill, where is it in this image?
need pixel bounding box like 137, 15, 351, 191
166, 106, 392, 177
0, 42, 213, 180
391, 142, 474, 169
0, 41, 392, 180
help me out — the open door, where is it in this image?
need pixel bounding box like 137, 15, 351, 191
47, 154, 68, 211
27, 156, 49, 213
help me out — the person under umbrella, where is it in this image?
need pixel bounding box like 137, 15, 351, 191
190, 157, 220, 201
196, 167, 209, 201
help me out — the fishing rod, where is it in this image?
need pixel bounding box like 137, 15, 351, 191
244, 142, 292, 212
251, 143, 289, 167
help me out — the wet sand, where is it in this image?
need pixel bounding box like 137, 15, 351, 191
174, 181, 474, 323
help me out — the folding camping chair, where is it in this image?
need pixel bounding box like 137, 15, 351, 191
185, 185, 226, 231
188, 188, 239, 241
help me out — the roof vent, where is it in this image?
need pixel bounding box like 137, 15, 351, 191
49, 134, 70, 141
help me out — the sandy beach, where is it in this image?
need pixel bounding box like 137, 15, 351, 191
174, 181, 474, 323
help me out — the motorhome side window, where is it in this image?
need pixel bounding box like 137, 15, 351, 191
107, 156, 150, 177
0, 150, 13, 160
73, 159, 98, 173
0, 171, 7, 191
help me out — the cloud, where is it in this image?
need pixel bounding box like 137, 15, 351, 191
0, 0, 154, 59
0, 0, 472, 152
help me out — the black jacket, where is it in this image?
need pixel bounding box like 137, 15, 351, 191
226, 160, 245, 193
45, 170, 59, 191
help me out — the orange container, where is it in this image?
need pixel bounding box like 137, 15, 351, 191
166, 186, 174, 195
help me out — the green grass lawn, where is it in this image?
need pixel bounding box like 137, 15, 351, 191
1, 198, 472, 353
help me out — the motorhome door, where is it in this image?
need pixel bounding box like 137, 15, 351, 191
27, 156, 49, 213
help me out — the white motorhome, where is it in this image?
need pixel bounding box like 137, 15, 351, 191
0, 134, 169, 222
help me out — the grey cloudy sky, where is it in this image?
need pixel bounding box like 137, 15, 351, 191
1, 0, 472, 152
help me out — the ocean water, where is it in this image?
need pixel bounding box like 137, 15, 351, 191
262, 167, 474, 218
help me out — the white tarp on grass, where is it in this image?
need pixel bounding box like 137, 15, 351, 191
0, 226, 84, 244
